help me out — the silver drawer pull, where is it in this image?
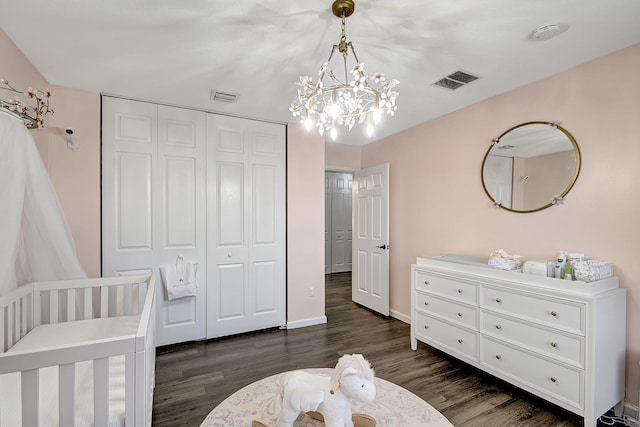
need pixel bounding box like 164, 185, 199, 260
550, 311, 558, 318
424, 281, 429, 285
424, 325, 429, 330
495, 324, 502, 330
495, 355, 502, 360
495, 298, 502, 304
423, 301, 429, 306
457, 312, 463, 317
550, 342, 558, 348
550, 377, 557, 383
457, 289, 463, 294
458, 339, 463, 344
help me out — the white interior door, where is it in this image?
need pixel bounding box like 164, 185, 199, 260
352, 164, 389, 316
102, 97, 207, 346
330, 172, 352, 273
206, 114, 286, 339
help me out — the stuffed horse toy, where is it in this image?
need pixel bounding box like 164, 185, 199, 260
255, 354, 376, 427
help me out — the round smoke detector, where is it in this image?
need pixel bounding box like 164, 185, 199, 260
531, 23, 568, 41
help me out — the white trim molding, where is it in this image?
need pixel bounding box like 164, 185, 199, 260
285, 316, 328, 330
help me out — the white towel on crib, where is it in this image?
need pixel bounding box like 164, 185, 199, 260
160, 259, 198, 300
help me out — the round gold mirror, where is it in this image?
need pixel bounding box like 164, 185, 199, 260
481, 121, 581, 213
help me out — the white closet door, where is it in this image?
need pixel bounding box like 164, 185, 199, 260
156, 105, 207, 345
102, 98, 158, 278
206, 114, 286, 338
102, 97, 207, 346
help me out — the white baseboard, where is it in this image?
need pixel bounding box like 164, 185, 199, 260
390, 310, 410, 324
286, 316, 327, 330
623, 402, 639, 424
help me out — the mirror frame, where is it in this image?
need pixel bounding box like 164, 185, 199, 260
481, 121, 581, 213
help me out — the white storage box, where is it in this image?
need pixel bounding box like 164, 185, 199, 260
573, 260, 614, 282
522, 260, 549, 277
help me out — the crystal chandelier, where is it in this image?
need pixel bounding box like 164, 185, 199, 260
290, 0, 399, 141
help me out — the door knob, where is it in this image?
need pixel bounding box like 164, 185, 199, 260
376, 244, 388, 250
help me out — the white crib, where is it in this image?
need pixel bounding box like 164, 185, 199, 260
0, 274, 156, 427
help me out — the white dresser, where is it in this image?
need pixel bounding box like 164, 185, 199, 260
410, 255, 626, 427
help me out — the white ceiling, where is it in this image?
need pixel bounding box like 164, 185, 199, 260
2, 0, 640, 146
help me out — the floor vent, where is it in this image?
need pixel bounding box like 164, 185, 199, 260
210, 90, 240, 103
433, 70, 479, 90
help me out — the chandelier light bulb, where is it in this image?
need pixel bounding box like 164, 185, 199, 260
289, 0, 398, 141
366, 123, 374, 138
372, 108, 382, 125
304, 117, 314, 132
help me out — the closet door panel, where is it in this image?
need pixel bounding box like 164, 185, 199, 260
217, 263, 245, 319
117, 153, 152, 249
253, 164, 276, 244
102, 97, 158, 274
217, 162, 245, 246
207, 114, 285, 338
163, 156, 196, 247
254, 261, 277, 313
156, 105, 207, 346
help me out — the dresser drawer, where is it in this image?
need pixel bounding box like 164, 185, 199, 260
415, 312, 478, 362
481, 311, 583, 367
416, 292, 478, 329
481, 337, 583, 410
482, 286, 585, 335
414, 271, 477, 304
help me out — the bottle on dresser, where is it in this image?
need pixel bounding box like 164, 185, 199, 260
554, 251, 567, 279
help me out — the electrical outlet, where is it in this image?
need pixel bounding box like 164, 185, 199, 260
309, 286, 315, 297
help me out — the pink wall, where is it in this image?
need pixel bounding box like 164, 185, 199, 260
287, 123, 326, 323
47, 86, 101, 277
361, 43, 640, 404
325, 142, 361, 170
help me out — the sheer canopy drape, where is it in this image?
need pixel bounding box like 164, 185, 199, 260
0, 110, 86, 296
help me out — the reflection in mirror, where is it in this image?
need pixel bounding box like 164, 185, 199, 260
481, 122, 580, 213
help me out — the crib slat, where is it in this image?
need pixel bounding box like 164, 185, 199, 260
14, 301, 20, 343
59, 363, 76, 427
123, 283, 132, 316
100, 287, 109, 318
94, 357, 109, 427
0, 305, 5, 352
21, 295, 28, 338
131, 282, 139, 315
84, 287, 93, 320
116, 285, 124, 316
50, 290, 59, 324
7, 303, 14, 348
22, 369, 39, 427
125, 352, 135, 426
67, 288, 76, 321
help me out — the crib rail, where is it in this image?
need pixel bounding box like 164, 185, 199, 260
33, 274, 152, 326
0, 275, 156, 427
0, 283, 33, 352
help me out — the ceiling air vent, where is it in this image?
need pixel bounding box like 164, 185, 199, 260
210, 90, 240, 103
433, 70, 479, 90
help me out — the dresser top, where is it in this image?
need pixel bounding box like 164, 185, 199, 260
414, 255, 619, 296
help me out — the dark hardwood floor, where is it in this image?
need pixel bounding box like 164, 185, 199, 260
153, 273, 590, 426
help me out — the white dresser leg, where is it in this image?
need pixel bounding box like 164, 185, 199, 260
411, 337, 418, 350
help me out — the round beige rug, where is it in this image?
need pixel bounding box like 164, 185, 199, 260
200, 368, 453, 427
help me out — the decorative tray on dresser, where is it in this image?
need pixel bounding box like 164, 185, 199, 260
410, 255, 626, 427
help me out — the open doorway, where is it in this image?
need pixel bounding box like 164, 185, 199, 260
325, 171, 353, 274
